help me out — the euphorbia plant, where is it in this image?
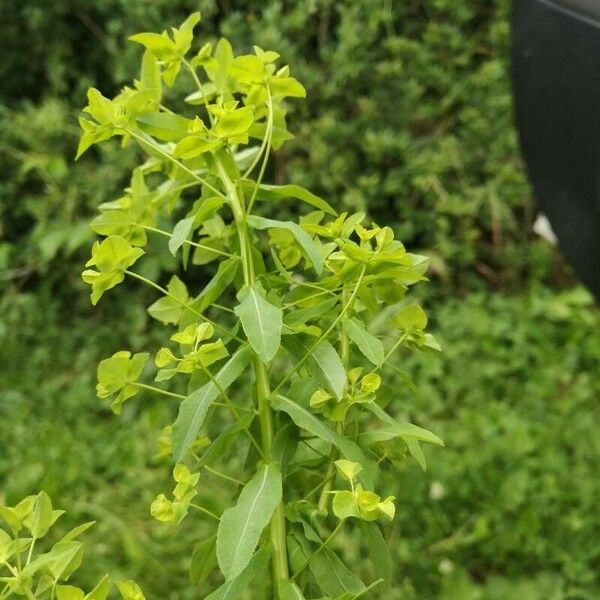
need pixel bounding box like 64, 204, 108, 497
78, 13, 443, 598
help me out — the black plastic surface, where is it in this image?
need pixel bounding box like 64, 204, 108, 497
512, 0, 600, 298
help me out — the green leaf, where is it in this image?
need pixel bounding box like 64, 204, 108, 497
217, 463, 282, 580
393, 304, 427, 331
190, 535, 217, 587
271, 395, 370, 478
172, 346, 252, 461
405, 438, 428, 471
169, 216, 195, 256
191, 258, 239, 313
56, 585, 85, 600
271, 422, 298, 471
365, 402, 442, 468
215, 106, 255, 141
82, 236, 144, 305
0, 506, 21, 532
24, 541, 83, 581
228, 55, 266, 84
358, 522, 392, 590
136, 113, 191, 141
29, 491, 54, 539
234, 286, 282, 364
284, 297, 337, 326
241, 182, 336, 216
173, 12, 201, 55
269, 76, 306, 99
205, 546, 271, 600
283, 335, 346, 400
129, 32, 175, 59
148, 275, 189, 324
116, 580, 146, 600
96, 350, 149, 414
278, 581, 306, 600
247, 215, 324, 275
174, 135, 221, 159
334, 459, 362, 482
198, 412, 254, 467
292, 532, 366, 596
359, 422, 444, 447
85, 575, 110, 600
342, 318, 384, 367
331, 491, 361, 520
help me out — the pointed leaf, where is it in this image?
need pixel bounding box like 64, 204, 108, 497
217, 463, 282, 580
359, 522, 392, 589
190, 535, 217, 587
205, 546, 271, 600
85, 575, 110, 600
169, 217, 195, 256
172, 346, 252, 461
247, 216, 323, 275
241, 182, 336, 216
283, 335, 346, 400
191, 258, 239, 313
234, 286, 282, 363
271, 395, 371, 486
29, 491, 54, 539
343, 318, 384, 367
278, 581, 306, 600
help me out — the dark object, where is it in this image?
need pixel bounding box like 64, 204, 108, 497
512, 0, 600, 298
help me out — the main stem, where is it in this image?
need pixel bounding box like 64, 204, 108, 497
215, 153, 290, 591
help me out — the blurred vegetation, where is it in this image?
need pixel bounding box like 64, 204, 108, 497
0, 1, 598, 598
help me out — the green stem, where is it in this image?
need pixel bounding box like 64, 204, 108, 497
133, 382, 185, 400
126, 129, 225, 199
245, 88, 274, 214
190, 503, 220, 521
183, 59, 214, 126
204, 465, 245, 486
142, 225, 235, 258
124, 269, 244, 343
214, 151, 290, 591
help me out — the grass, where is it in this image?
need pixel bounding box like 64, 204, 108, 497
1, 275, 598, 598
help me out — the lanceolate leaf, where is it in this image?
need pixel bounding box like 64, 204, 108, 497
241, 182, 337, 216
361, 404, 444, 446
191, 257, 239, 314
283, 335, 346, 400
343, 318, 384, 367
359, 423, 444, 447
247, 215, 324, 275
359, 521, 393, 589
292, 532, 366, 597
190, 535, 218, 587
205, 546, 271, 600
271, 395, 372, 486
217, 463, 282, 580
278, 581, 306, 600
169, 216, 195, 256
234, 286, 282, 363
172, 346, 252, 461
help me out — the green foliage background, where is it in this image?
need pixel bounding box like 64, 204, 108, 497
0, 1, 598, 598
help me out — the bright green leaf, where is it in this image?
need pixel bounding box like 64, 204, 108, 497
343, 318, 384, 367
247, 215, 324, 275
172, 346, 252, 461
234, 286, 282, 363
217, 463, 282, 580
